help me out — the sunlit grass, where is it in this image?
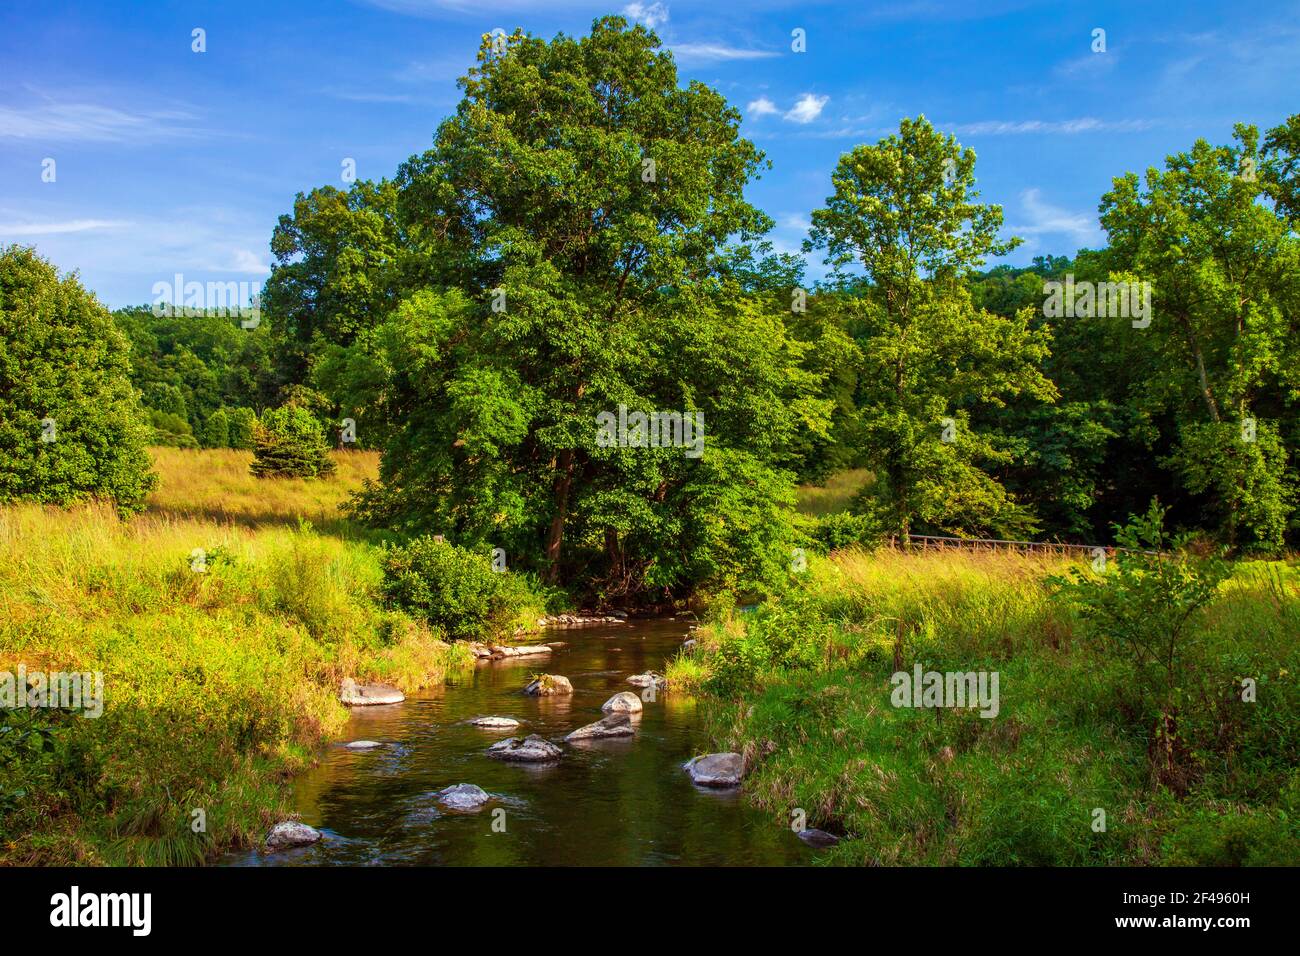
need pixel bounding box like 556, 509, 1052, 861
795, 468, 873, 516
0, 447, 468, 866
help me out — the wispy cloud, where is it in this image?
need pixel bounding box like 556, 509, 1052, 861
1010, 188, 1102, 249
0, 100, 200, 143
946, 118, 1156, 136
747, 96, 779, 117
784, 93, 829, 124
0, 219, 130, 237
671, 42, 779, 63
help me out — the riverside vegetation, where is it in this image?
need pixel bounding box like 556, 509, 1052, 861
0, 449, 551, 865
3, 16, 1300, 867
667, 492, 1300, 866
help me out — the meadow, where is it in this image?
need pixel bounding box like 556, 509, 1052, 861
0, 448, 470, 865
670, 537, 1300, 865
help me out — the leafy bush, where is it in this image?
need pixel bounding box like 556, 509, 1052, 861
202, 409, 230, 449
381, 536, 535, 640
0, 245, 157, 512
227, 407, 256, 450
147, 409, 198, 448
812, 510, 882, 553
250, 406, 336, 479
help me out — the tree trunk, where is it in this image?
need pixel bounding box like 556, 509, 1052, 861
543, 449, 575, 584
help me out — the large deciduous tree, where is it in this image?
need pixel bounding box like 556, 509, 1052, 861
807, 116, 1055, 538
341, 18, 826, 598
1100, 123, 1299, 551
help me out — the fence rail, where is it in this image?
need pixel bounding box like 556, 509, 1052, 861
888, 534, 1150, 556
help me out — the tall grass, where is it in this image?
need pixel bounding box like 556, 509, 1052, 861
669, 547, 1300, 865
0, 449, 468, 865
795, 468, 873, 516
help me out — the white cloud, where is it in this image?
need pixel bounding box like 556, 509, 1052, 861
784, 93, 829, 124
230, 249, 272, 275
671, 42, 779, 63
0, 219, 130, 237
0, 101, 198, 143
747, 96, 779, 117
1011, 188, 1103, 248
947, 118, 1154, 136
623, 2, 669, 29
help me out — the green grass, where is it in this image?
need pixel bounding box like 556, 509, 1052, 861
669, 547, 1300, 865
0, 449, 474, 865
795, 468, 873, 517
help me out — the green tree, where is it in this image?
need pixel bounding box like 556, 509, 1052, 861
227, 407, 256, 450
340, 17, 823, 599
806, 116, 1056, 538
1100, 123, 1299, 551
202, 408, 230, 449
250, 405, 336, 479
0, 246, 156, 512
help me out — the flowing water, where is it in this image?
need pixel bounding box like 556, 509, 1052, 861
226, 619, 812, 866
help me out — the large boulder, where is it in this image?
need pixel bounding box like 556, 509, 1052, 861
683, 752, 743, 788
601, 691, 643, 714
487, 734, 563, 762
565, 714, 635, 742
265, 821, 322, 851
435, 783, 492, 812
626, 672, 663, 689
470, 716, 520, 729
523, 674, 573, 697
339, 678, 404, 706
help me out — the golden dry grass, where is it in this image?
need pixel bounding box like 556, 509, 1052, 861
144, 446, 379, 529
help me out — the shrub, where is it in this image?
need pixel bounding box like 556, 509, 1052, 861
250, 406, 336, 479
381, 536, 533, 640
146, 409, 198, 448
227, 407, 256, 450
0, 245, 156, 512
202, 409, 230, 449
812, 510, 882, 553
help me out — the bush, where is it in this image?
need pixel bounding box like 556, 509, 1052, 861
381, 536, 534, 640
812, 510, 882, 553
227, 407, 256, 450
146, 409, 198, 448
250, 406, 336, 478
202, 409, 230, 449
0, 245, 156, 512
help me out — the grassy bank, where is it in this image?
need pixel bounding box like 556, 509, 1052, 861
670, 546, 1300, 865
0, 448, 473, 865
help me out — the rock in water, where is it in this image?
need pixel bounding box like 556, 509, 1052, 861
797, 828, 841, 848
345, 740, 382, 749
470, 716, 520, 729
565, 714, 635, 741
626, 673, 663, 689
339, 678, 404, 706
436, 783, 492, 811
601, 691, 643, 714
265, 821, 322, 851
491, 644, 552, 657
683, 752, 743, 788
487, 734, 564, 762
523, 674, 573, 697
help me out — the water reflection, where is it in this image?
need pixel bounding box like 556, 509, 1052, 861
226, 619, 812, 866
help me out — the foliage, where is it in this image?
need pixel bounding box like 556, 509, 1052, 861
250, 405, 337, 479
0, 245, 157, 513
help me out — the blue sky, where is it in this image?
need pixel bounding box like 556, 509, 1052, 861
2, 0, 1297, 307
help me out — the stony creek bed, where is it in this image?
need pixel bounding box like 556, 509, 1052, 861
225, 618, 814, 866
